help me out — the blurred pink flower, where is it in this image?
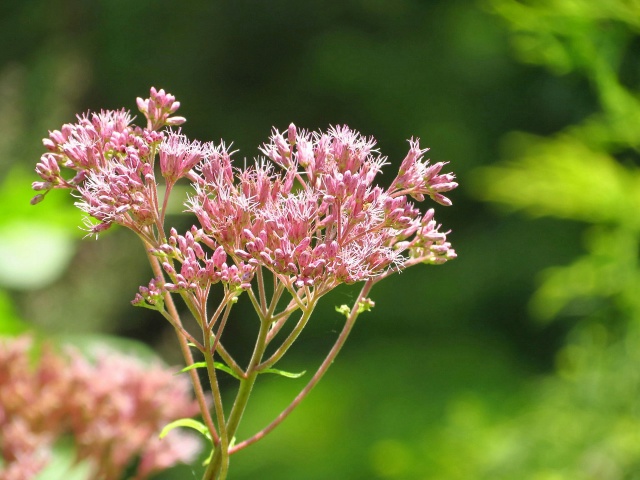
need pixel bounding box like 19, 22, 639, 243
0, 336, 201, 480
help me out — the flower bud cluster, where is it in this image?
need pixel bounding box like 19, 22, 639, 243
134, 227, 255, 308
132, 276, 166, 308
32, 109, 137, 204
75, 152, 156, 235
190, 123, 458, 288
136, 87, 186, 131
391, 139, 458, 206
0, 336, 201, 480
397, 208, 457, 264
159, 131, 216, 185
32, 88, 185, 235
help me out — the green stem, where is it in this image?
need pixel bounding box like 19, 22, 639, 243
247, 288, 266, 321
257, 300, 315, 371
215, 342, 245, 380
203, 313, 273, 480
209, 299, 233, 356
265, 302, 297, 344
226, 316, 272, 441
144, 247, 219, 445
230, 279, 374, 454
267, 281, 286, 317
160, 181, 174, 228
158, 309, 203, 351
256, 266, 268, 315
202, 317, 230, 480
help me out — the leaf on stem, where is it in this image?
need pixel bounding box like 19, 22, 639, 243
159, 418, 212, 443
179, 361, 242, 380
259, 368, 306, 378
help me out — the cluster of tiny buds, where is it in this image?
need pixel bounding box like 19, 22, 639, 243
132, 276, 165, 308
159, 130, 217, 186
235, 228, 337, 288
31, 108, 138, 205
406, 208, 457, 264
391, 139, 457, 206
133, 227, 255, 309
136, 87, 186, 131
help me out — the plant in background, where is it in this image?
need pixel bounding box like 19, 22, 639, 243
31, 87, 457, 479
431, 0, 640, 478
0, 335, 201, 479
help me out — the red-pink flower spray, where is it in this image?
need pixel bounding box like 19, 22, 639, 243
31, 88, 457, 480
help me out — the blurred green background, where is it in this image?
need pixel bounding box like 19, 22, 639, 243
2, 0, 640, 478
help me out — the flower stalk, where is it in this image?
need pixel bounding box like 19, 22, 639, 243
31, 87, 458, 479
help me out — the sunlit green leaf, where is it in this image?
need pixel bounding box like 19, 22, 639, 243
260, 368, 306, 379
159, 418, 212, 443
180, 361, 242, 380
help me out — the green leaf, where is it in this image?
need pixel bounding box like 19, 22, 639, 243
131, 299, 163, 311
179, 361, 242, 380
159, 418, 212, 443
213, 362, 242, 379
260, 368, 306, 378
179, 361, 207, 373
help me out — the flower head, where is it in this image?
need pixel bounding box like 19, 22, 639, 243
137, 87, 185, 131
390, 138, 458, 206
189, 123, 457, 291
159, 130, 216, 185
32, 88, 457, 305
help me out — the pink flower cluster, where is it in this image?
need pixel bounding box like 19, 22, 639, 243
32, 87, 457, 304
188, 124, 457, 288
0, 336, 201, 480
133, 227, 255, 308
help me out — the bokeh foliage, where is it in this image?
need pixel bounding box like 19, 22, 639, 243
465, 0, 640, 478
1, 0, 640, 478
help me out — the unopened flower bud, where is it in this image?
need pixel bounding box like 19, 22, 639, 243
32, 181, 50, 191
288, 123, 297, 145
432, 193, 452, 206
30, 193, 45, 204
166, 116, 187, 126
136, 97, 148, 114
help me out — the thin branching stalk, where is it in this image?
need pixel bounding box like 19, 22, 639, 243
209, 299, 234, 356
256, 267, 268, 315
158, 309, 203, 351
159, 181, 174, 227
215, 342, 245, 380
230, 278, 375, 454
202, 320, 230, 480
258, 300, 317, 371
145, 248, 219, 445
